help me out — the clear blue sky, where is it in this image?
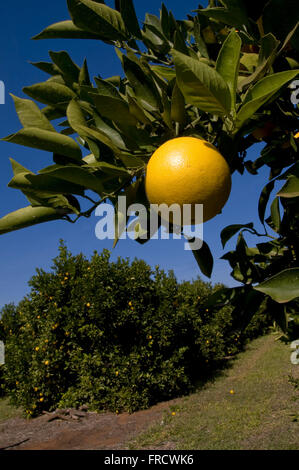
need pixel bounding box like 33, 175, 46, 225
0, 1, 277, 307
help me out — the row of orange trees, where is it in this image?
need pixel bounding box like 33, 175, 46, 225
0, 242, 271, 415
0, 0, 298, 340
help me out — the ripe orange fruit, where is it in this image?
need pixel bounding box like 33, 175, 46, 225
145, 137, 231, 224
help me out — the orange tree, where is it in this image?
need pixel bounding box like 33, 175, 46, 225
0, 0, 299, 338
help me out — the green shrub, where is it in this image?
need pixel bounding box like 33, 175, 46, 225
0, 367, 4, 397
0, 242, 271, 416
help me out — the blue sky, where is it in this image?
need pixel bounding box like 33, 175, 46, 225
0, 1, 276, 307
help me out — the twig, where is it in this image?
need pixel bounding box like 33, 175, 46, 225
0, 438, 30, 450
66, 176, 135, 224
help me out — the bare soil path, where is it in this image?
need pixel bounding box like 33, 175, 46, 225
0, 398, 180, 450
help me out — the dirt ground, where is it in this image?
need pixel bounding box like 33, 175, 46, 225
0, 399, 179, 450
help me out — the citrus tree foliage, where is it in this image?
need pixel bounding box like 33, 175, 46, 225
0, 242, 270, 415
0, 0, 299, 336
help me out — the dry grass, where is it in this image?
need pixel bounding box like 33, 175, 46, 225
0, 397, 22, 422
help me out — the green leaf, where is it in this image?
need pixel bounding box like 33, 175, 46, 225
91, 93, 138, 126
10, 94, 55, 132
171, 81, 186, 125
0, 206, 68, 236
189, 239, 214, 278
119, 0, 142, 39
236, 70, 299, 129
66, 99, 87, 131
142, 13, 170, 54
220, 222, 254, 249
122, 54, 162, 111
160, 3, 170, 40
42, 166, 105, 194
258, 180, 275, 225
269, 197, 281, 232
105, 75, 122, 87
277, 176, 299, 198
2, 128, 82, 161
144, 13, 164, 36
93, 161, 130, 176
9, 158, 31, 177
142, 28, 170, 56
113, 180, 141, 248
127, 95, 152, 125
151, 65, 176, 82
8, 168, 85, 197
8, 161, 80, 216
67, 0, 127, 40
160, 90, 172, 130
204, 286, 237, 309
168, 11, 178, 40
230, 288, 265, 331
197, 1, 250, 29
75, 123, 121, 155
94, 114, 127, 153
94, 76, 122, 99
113, 198, 127, 248
49, 51, 80, 83
117, 152, 144, 169
193, 16, 209, 59
173, 29, 189, 56
254, 268, 299, 303
273, 304, 289, 333
231, 265, 245, 282
30, 61, 61, 76
32, 20, 102, 40
42, 106, 66, 121
240, 53, 259, 73
277, 21, 299, 55
79, 59, 92, 87
93, 113, 128, 150
23, 81, 77, 107
238, 34, 279, 91
257, 241, 281, 256
47, 75, 66, 85
21, 191, 80, 214
172, 49, 231, 117
216, 30, 241, 111
115, 121, 152, 149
